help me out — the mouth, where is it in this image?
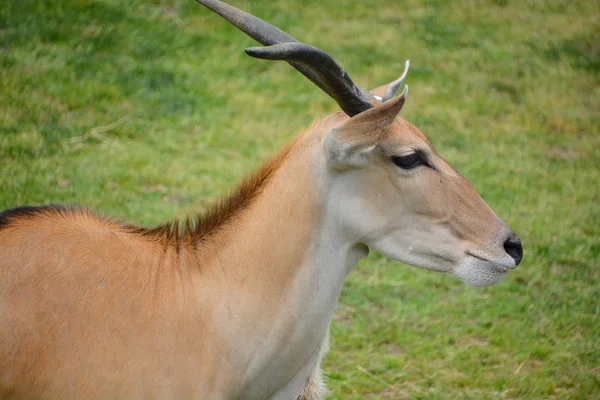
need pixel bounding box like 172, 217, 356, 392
465, 252, 509, 273
453, 252, 511, 287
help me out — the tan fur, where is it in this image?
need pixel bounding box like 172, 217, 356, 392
127, 138, 298, 249
0, 93, 518, 399
0, 119, 327, 399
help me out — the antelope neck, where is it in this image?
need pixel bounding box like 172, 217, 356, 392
188, 133, 364, 398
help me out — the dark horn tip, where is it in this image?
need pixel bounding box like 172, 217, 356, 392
244, 47, 262, 57
245, 45, 290, 60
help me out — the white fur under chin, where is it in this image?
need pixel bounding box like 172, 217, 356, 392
453, 256, 507, 287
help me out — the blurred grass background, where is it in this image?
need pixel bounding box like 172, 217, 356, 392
1, 0, 599, 398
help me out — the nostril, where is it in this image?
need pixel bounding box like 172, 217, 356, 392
503, 235, 523, 266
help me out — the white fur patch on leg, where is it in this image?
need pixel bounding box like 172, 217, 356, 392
296, 367, 328, 400
297, 329, 330, 400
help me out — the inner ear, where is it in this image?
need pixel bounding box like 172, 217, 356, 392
324, 131, 377, 169
324, 95, 406, 169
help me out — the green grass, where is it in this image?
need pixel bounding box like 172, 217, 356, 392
1, 0, 599, 398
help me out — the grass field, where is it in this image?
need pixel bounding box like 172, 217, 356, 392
1, 0, 599, 398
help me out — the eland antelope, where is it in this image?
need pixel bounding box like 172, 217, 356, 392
0, 0, 523, 398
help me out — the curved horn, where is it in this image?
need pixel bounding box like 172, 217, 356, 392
195, 0, 329, 95
383, 60, 410, 101
196, 0, 379, 116
246, 43, 375, 116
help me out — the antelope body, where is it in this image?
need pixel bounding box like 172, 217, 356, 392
0, 1, 522, 399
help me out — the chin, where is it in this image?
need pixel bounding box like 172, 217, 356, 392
452, 256, 508, 287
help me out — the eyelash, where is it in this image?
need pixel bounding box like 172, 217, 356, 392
389, 152, 427, 170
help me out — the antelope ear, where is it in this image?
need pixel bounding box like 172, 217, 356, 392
324, 94, 406, 168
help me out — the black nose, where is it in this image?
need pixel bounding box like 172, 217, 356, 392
503, 234, 523, 266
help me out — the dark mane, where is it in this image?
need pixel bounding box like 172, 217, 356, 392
0, 142, 292, 248
0, 204, 70, 230
0, 115, 346, 247
126, 140, 296, 248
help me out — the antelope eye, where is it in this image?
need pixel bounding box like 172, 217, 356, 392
390, 152, 424, 170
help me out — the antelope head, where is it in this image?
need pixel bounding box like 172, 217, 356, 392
197, 0, 522, 287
